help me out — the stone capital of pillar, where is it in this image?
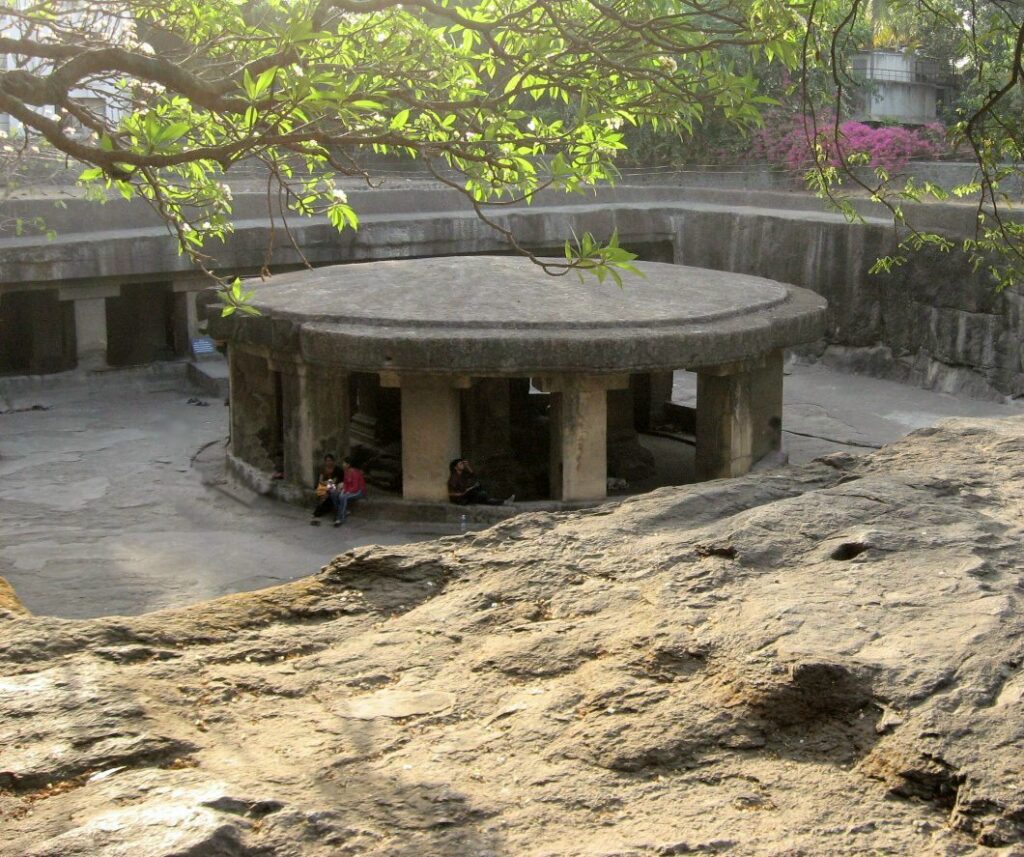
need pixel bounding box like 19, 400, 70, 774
171, 278, 212, 293
533, 373, 630, 394
379, 371, 473, 390
58, 283, 122, 301
697, 353, 775, 377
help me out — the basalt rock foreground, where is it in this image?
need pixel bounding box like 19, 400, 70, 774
2, 418, 1023, 856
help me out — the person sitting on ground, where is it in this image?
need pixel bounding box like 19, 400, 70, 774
447, 458, 513, 506
331, 457, 366, 526
311, 453, 345, 525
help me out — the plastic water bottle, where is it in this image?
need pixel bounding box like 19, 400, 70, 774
459, 514, 468, 534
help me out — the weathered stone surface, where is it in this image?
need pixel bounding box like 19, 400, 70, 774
228, 346, 282, 471
208, 256, 828, 376
336, 689, 455, 720
2, 417, 1024, 855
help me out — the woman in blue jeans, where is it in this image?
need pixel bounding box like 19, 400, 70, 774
311, 455, 365, 526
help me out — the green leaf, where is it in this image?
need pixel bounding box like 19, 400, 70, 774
390, 108, 411, 130
254, 67, 278, 98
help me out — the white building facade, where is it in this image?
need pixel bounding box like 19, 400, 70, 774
851, 49, 951, 125
1, 1, 129, 137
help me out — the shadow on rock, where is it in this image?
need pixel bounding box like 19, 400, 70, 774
556, 660, 881, 774
737, 661, 881, 764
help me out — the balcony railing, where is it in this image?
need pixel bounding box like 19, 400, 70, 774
851, 53, 953, 87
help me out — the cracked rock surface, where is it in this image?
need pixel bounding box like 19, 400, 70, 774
2, 417, 1023, 856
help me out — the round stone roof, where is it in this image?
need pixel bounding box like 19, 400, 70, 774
213, 256, 827, 374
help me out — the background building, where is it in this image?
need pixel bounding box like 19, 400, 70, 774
851, 49, 952, 125
0, 1, 128, 138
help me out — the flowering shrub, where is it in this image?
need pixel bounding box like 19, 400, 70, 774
751, 112, 946, 173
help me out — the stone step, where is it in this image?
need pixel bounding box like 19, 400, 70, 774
226, 451, 597, 524
187, 357, 229, 398
211, 477, 260, 508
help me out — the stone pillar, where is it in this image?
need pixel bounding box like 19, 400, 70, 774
606, 386, 656, 482
632, 371, 675, 430
382, 373, 469, 502
279, 364, 309, 485
227, 344, 248, 459
228, 345, 282, 471
308, 364, 352, 472
607, 387, 635, 444
73, 298, 108, 370
536, 374, 629, 502
171, 282, 203, 356
185, 291, 200, 340
695, 350, 784, 481
461, 377, 515, 498
750, 349, 785, 465
57, 284, 121, 370
278, 360, 351, 489
508, 376, 534, 452
350, 373, 381, 447
1, 288, 76, 374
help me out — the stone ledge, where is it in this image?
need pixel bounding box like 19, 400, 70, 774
0, 360, 195, 397
211, 257, 827, 375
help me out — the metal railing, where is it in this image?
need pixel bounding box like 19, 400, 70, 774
851, 54, 953, 87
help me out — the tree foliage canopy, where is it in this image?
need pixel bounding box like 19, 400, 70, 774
0, 0, 1022, 298
799, 0, 1024, 288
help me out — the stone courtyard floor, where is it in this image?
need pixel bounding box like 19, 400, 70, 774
1, 361, 1022, 620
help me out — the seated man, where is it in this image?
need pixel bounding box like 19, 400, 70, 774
447, 458, 513, 506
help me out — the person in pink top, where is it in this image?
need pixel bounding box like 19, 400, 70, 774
331, 457, 366, 527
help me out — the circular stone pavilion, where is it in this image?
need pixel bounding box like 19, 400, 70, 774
209, 256, 827, 504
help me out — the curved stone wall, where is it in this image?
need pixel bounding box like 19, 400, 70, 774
1, 184, 1021, 397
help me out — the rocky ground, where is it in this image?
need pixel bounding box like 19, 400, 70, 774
3, 362, 1021, 620
2, 416, 1023, 855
